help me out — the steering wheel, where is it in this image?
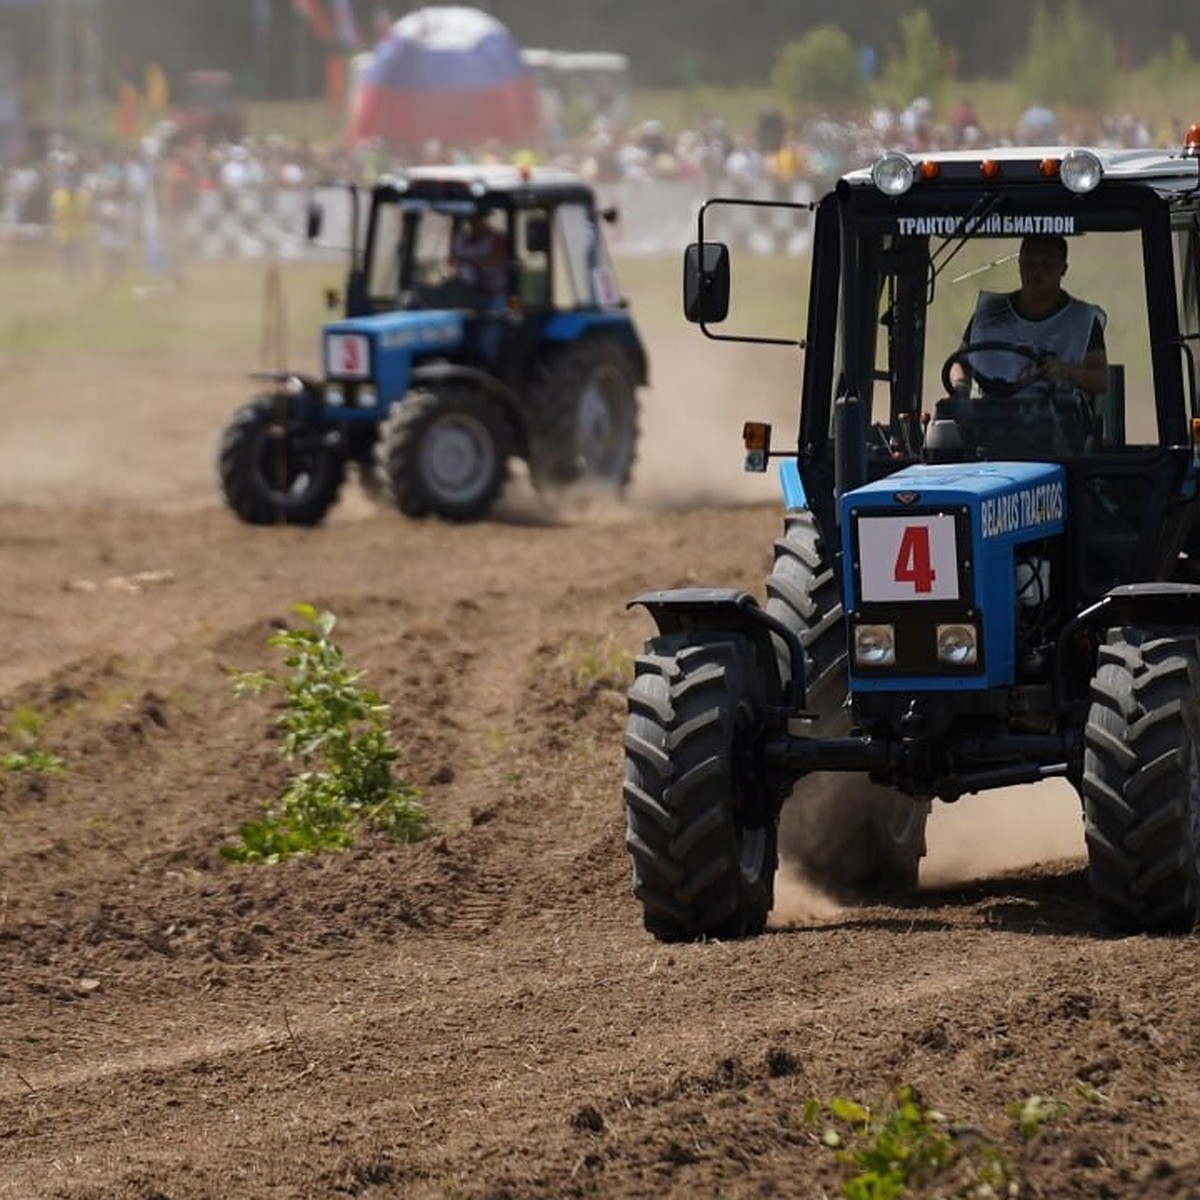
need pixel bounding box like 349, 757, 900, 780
941, 340, 1049, 399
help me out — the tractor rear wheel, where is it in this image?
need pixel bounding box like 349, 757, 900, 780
765, 509, 929, 896
527, 336, 639, 493
624, 634, 777, 942
377, 384, 512, 521
1082, 626, 1200, 933
218, 393, 344, 526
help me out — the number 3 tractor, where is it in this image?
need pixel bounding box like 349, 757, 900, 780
218, 164, 646, 525
624, 130, 1200, 941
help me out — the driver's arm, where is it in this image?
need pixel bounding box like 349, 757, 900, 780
947, 320, 973, 391
1042, 346, 1108, 396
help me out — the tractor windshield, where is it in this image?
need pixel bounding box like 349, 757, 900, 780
842, 209, 1160, 461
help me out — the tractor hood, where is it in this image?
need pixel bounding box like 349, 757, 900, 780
839, 461, 1068, 690
321, 310, 465, 397
842, 461, 1066, 545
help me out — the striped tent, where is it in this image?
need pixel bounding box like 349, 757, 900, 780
348, 6, 542, 152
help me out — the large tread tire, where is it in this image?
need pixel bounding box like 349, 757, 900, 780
1082, 626, 1200, 934
624, 635, 777, 943
526, 336, 640, 494
218, 394, 344, 527
765, 509, 929, 897
376, 384, 512, 522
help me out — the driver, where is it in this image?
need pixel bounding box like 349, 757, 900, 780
949, 233, 1108, 398
451, 211, 509, 306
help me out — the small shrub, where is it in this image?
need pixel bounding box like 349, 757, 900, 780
224, 603, 430, 863
807, 1085, 1011, 1199
1, 706, 66, 776
771, 25, 866, 113
1014, 0, 1117, 109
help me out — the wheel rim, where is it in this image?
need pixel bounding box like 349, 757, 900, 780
420, 413, 497, 503
576, 365, 629, 478
257, 423, 326, 501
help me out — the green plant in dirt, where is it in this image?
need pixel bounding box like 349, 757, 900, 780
224, 603, 430, 863
1, 706, 66, 776
806, 1086, 1010, 1199
1014, 0, 1118, 110
771, 25, 866, 113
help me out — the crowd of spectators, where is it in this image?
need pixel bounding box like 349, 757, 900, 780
0, 97, 1186, 286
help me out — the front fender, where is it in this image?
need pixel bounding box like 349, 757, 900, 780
628, 587, 809, 714
409, 361, 520, 407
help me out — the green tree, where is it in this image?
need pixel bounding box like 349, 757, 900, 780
880, 9, 946, 111
771, 25, 866, 113
1014, 0, 1118, 109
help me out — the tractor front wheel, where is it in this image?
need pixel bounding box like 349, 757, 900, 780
218, 393, 345, 526
1082, 626, 1200, 933
624, 634, 777, 942
377, 385, 513, 521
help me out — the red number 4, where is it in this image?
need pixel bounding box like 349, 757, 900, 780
893, 525, 936, 593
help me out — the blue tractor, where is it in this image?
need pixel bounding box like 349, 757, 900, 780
624, 131, 1200, 941
219, 164, 647, 524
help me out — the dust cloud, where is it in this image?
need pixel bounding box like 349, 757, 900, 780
920, 779, 1085, 885
627, 326, 801, 513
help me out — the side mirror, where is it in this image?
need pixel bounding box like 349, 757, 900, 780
683, 241, 730, 324
306, 199, 323, 241
525, 215, 549, 254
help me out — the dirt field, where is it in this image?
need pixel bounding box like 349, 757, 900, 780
3, 264, 1200, 1200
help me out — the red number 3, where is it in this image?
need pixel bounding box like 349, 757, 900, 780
893, 525, 936, 593
341, 339, 359, 372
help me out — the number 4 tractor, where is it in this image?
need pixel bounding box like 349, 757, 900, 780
218, 164, 646, 525
623, 128, 1200, 941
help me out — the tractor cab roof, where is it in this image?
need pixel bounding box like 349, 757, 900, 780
374, 163, 597, 212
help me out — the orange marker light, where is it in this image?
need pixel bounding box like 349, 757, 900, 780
1039, 157, 1060, 177
918, 160, 940, 180
980, 159, 1001, 179
1184, 123, 1200, 157
742, 422, 772, 473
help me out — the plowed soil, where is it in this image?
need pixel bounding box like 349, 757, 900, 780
3, 275, 1200, 1200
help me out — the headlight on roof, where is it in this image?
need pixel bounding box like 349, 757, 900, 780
871, 152, 916, 197
854, 623, 896, 667
936, 623, 979, 666
1059, 149, 1103, 194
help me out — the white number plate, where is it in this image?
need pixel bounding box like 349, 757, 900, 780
857, 514, 960, 602
324, 333, 370, 379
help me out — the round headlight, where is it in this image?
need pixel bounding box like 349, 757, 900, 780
936, 623, 978, 666
1059, 149, 1103, 194
855, 624, 896, 667
871, 152, 916, 197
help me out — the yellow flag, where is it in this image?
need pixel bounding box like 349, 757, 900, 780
145, 62, 169, 113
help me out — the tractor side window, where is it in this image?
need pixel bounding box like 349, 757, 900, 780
1173, 219, 1200, 409
552, 202, 620, 309
410, 210, 454, 287
366, 200, 403, 299
515, 209, 550, 309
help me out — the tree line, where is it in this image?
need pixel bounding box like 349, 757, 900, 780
6, 0, 1200, 95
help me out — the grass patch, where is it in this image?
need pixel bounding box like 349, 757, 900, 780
1, 706, 66, 776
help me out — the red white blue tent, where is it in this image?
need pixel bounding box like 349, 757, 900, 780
349, 6, 542, 151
